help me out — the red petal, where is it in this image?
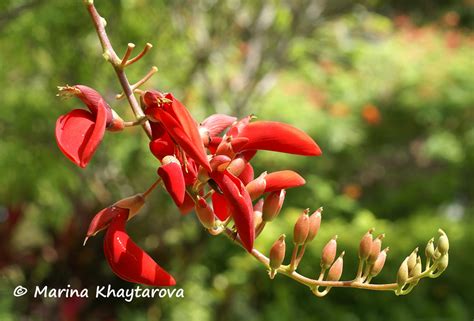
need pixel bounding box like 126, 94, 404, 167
104, 211, 176, 286
178, 193, 195, 215
264, 170, 306, 192
246, 172, 267, 200
200, 114, 237, 136
238, 121, 322, 156
207, 136, 223, 154
86, 206, 123, 238
149, 139, 174, 161
158, 109, 211, 171
55, 108, 106, 168
238, 162, 254, 185
211, 192, 230, 221
158, 162, 186, 207
210, 170, 254, 252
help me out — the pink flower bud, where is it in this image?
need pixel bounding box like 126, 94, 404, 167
253, 199, 264, 228
359, 228, 374, 260
321, 236, 338, 269
370, 247, 389, 277
227, 156, 247, 177
269, 234, 286, 271
305, 207, 322, 243
293, 210, 310, 245
327, 252, 344, 281
195, 196, 215, 229
246, 172, 267, 200
262, 190, 286, 222
210, 155, 232, 172
368, 234, 384, 264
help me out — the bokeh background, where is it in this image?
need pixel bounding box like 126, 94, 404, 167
1, 0, 474, 320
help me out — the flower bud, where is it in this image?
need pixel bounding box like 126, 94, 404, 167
410, 256, 422, 279
327, 252, 345, 281
293, 210, 310, 245
114, 193, 145, 219
437, 254, 449, 273
425, 238, 435, 260
246, 172, 267, 200
407, 248, 418, 272
215, 136, 235, 158
305, 207, 322, 243
370, 247, 389, 277
368, 234, 384, 264
227, 156, 247, 177
269, 234, 286, 270
194, 196, 215, 229
253, 199, 264, 228
397, 258, 409, 287
269, 234, 286, 279
359, 228, 374, 260
321, 236, 338, 270
437, 229, 449, 256
262, 190, 285, 222
210, 155, 231, 172
106, 109, 125, 132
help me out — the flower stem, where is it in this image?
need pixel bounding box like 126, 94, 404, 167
84, 2, 152, 139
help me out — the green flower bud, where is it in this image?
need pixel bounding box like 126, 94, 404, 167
359, 228, 374, 260
425, 238, 435, 260
327, 252, 345, 281
410, 257, 422, 279
407, 248, 418, 272
397, 258, 409, 288
321, 236, 338, 270
437, 254, 449, 273
437, 229, 449, 256
293, 209, 310, 245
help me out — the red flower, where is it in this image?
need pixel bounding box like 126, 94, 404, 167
263, 170, 306, 192
55, 85, 117, 168
104, 209, 176, 286
209, 170, 254, 252
143, 91, 211, 172
237, 121, 322, 156
157, 156, 186, 207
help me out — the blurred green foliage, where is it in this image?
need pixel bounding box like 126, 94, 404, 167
0, 0, 473, 320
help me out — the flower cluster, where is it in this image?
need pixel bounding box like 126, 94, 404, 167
52, 1, 449, 295
55, 84, 321, 286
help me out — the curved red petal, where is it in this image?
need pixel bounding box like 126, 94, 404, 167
86, 206, 122, 238
104, 211, 176, 286
238, 121, 322, 156
238, 162, 254, 185
149, 139, 174, 161
80, 100, 107, 167
210, 170, 254, 252
158, 109, 211, 172
178, 193, 195, 215
55, 109, 104, 168
158, 162, 186, 207
264, 170, 306, 193
211, 192, 230, 221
